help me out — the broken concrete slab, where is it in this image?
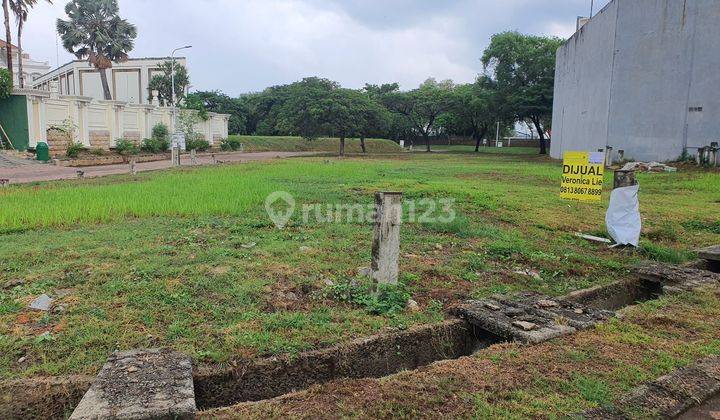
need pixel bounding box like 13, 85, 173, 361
452, 293, 613, 345
70, 348, 196, 420
698, 245, 720, 273
28, 294, 53, 312
698, 245, 720, 262
634, 262, 720, 294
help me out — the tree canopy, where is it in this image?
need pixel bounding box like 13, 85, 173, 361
482, 31, 563, 154
57, 0, 137, 100
181, 31, 563, 155
147, 60, 190, 107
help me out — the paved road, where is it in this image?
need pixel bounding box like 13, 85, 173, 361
0, 151, 317, 185
0, 153, 40, 168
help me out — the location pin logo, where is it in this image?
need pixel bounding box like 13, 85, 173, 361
265, 191, 295, 229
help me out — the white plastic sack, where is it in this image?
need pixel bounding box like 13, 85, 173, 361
606, 184, 641, 247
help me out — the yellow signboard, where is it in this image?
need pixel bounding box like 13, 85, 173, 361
560, 151, 605, 202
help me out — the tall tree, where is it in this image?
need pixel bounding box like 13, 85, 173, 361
2, 0, 12, 78
10, 0, 51, 88
386, 78, 454, 152
450, 77, 505, 152
482, 31, 563, 155
147, 60, 189, 106
57, 0, 137, 100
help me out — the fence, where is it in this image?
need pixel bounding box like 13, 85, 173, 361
0, 89, 230, 153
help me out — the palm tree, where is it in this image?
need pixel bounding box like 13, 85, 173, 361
10, 0, 52, 88
56, 0, 136, 100
2, 0, 13, 78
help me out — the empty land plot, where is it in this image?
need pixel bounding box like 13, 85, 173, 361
0, 150, 718, 379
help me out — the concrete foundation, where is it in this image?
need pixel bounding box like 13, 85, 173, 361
70, 349, 196, 420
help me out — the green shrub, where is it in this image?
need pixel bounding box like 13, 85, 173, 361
220, 137, 242, 151
186, 137, 210, 152
141, 137, 169, 154
66, 142, 86, 158
325, 279, 411, 316
0, 68, 12, 100
151, 123, 169, 142
115, 139, 139, 155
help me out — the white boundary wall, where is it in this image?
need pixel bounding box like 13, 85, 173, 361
16, 89, 229, 150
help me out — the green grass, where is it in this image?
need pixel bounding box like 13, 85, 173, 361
228, 135, 402, 154
0, 152, 718, 379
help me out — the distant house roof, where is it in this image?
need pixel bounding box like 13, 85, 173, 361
0, 39, 19, 49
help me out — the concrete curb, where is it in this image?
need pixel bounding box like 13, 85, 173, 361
581, 355, 720, 419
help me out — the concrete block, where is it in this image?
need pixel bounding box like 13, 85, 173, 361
452, 293, 613, 345
698, 245, 720, 263
634, 262, 720, 292
70, 348, 196, 420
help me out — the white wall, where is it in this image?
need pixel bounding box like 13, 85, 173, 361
16, 89, 229, 150
551, 0, 720, 162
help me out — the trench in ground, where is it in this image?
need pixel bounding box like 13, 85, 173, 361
0, 275, 672, 418
195, 276, 664, 410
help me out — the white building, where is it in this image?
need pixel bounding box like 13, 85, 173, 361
0, 39, 51, 86
551, 0, 720, 162
31, 57, 187, 105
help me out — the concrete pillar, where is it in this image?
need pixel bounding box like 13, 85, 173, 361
143, 109, 152, 140
604, 146, 613, 168
26, 96, 35, 148
371, 192, 403, 285
37, 98, 47, 144
171, 146, 181, 167
78, 102, 90, 147
129, 159, 137, 175
613, 170, 637, 189
114, 105, 124, 141
205, 117, 213, 146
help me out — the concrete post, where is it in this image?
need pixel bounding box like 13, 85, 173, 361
613, 169, 637, 189
190, 149, 197, 165
604, 146, 613, 168
709, 141, 720, 166
371, 192, 403, 285
129, 159, 137, 176
211, 153, 216, 164
171, 146, 181, 167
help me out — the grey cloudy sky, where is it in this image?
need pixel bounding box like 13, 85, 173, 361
21, 0, 611, 95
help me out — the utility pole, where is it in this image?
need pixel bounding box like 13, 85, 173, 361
170, 45, 192, 140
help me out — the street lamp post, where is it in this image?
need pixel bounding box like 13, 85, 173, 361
171, 45, 192, 139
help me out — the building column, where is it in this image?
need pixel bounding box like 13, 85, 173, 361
70, 99, 81, 144
145, 108, 153, 138
36, 97, 47, 144
78, 102, 90, 147
26, 96, 36, 148
111, 104, 125, 144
